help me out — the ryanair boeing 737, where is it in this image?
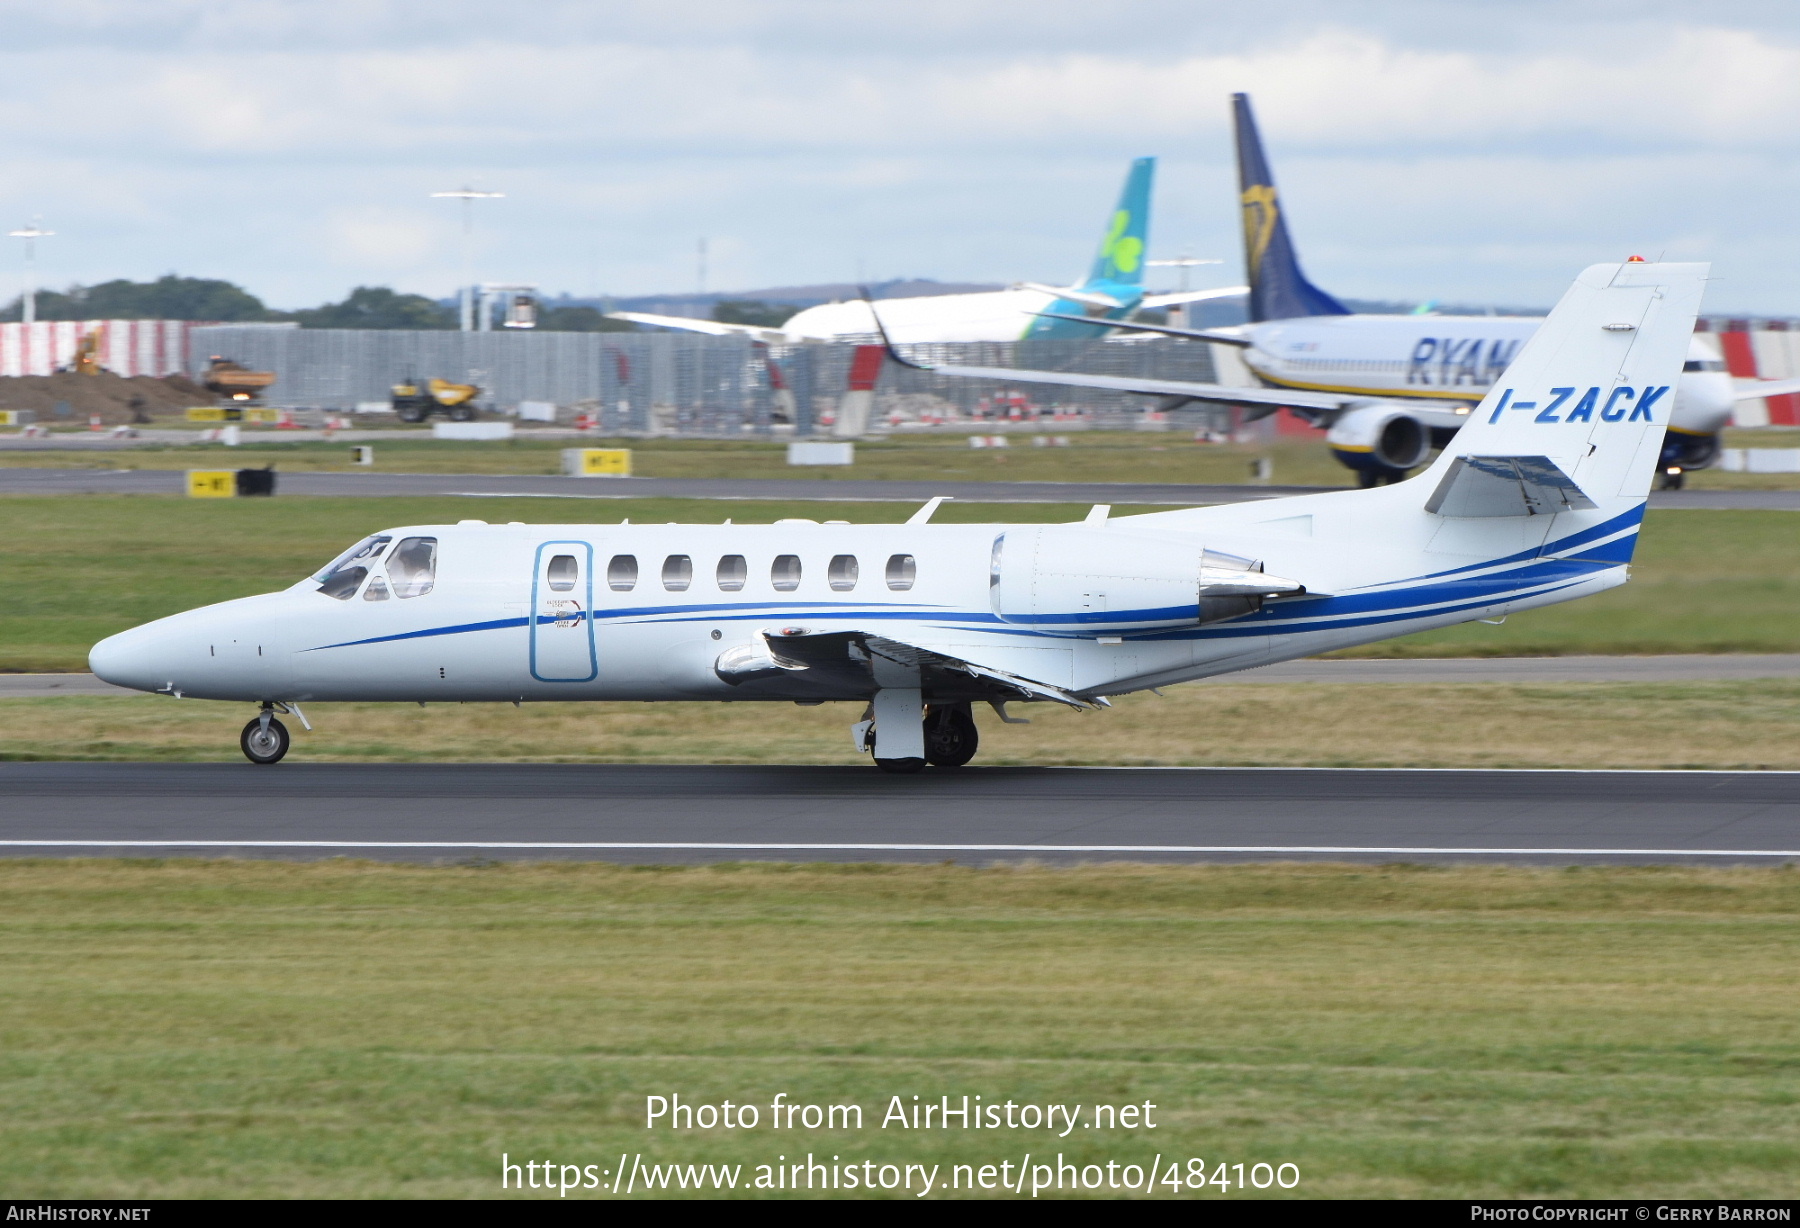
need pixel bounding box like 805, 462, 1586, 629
950, 94, 1795, 487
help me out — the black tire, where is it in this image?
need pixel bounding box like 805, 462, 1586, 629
448, 405, 476, 422
874, 757, 926, 774
1658, 469, 1686, 490
240, 716, 290, 765
924, 703, 979, 768
396, 405, 425, 424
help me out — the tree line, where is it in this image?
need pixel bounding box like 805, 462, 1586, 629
0, 277, 637, 331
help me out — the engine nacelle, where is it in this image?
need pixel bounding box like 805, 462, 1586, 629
1326, 404, 1435, 479
989, 527, 1303, 632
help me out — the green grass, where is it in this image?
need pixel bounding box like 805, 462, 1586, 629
0, 432, 1361, 487
8, 680, 1800, 769
8, 427, 1798, 486
1, 860, 1796, 1199
1, 495, 1795, 671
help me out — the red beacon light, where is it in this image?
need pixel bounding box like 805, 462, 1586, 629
1626, 255, 1647, 262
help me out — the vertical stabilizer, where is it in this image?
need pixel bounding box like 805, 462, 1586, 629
1232, 93, 1350, 322
1084, 156, 1155, 288
1421, 261, 1709, 528
1024, 157, 1156, 338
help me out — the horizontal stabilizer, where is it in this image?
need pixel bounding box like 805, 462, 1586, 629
1424, 454, 1598, 518
1734, 377, 1800, 401
1140, 285, 1250, 309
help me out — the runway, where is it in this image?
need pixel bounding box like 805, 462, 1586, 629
2, 466, 1797, 509
1, 762, 1793, 865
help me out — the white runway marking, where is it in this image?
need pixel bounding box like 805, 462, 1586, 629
1, 840, 1796, 857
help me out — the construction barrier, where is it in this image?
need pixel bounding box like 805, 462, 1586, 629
561, 448, 632, 477
0, 410, 36, 426
0, 319, 198, 378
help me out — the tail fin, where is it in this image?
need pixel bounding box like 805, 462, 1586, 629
1083, 156, 1155, 288
1232, 93, 1349, 322
1421, 261, 1708, 521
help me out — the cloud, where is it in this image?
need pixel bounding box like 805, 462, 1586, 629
3, 4, 1800, 309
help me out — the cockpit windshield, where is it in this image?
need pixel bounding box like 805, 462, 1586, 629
315, 535, 392, 600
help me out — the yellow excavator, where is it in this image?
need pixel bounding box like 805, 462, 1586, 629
391, 376, 480, 423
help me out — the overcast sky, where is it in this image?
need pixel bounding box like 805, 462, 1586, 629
6, 1, 1800, 311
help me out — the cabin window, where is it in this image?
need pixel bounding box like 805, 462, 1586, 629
388, 537, 438, 598
315, 535, 391, 600
662, 554, 694, 591
886, 553, 917, 591
546, 554, 578, 592
771, 554, 802, 592
828, 554, 859, 591
607, 554, 638, 591
716, 554, 747, 591
362, 576, 391, 602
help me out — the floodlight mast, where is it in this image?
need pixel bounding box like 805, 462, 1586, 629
431, 188, 504, 331
8, 219, 54, 326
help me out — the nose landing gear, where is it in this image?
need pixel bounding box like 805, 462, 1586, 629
241, 704, 291, 765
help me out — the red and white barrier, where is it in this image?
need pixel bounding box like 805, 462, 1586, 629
0, 320, 201, 378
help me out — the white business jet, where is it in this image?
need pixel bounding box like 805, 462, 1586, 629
91, 259, 1704, 769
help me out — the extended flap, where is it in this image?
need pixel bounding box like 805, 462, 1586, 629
1424, 455, 1598, 518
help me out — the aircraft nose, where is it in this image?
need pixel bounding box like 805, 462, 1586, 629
89, 624, 174, 694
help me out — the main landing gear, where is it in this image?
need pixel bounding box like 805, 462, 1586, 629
866, 701, 980, 773
241, 704, 290, 765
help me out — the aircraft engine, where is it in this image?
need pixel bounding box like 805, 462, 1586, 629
989, 527, 1303, 632
1325, 404, 1436, 486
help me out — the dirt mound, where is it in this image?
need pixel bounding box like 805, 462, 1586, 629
0, 372, 216, 425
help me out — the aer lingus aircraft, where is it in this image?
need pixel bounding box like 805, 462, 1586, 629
93, 259, 1704, 771
987, 94, 1793, 488
607, 158, 1243, 344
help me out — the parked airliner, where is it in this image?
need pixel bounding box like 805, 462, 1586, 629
1009, 94, 1794, 487
92, 260, 1704, 770
607, 159, 1243, 345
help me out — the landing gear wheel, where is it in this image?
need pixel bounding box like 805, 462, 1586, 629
240, 716, 290, 765
1658, 468, 1686, 490
924, 703, 979, 768
874, 756, 926, 774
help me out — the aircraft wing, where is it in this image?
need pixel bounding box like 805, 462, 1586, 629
890, 351, 1353, 415
1733, 377, 1800, 400
605, 311, 790, 343
1013, 282, 1126, 310
758, 627, 1107, 709
1140, 285, 1250, 309
1032, 310, 1252, 346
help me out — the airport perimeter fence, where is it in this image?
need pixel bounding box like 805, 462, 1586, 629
188, 326, 1222, 435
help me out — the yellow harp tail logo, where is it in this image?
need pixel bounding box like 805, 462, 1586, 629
1241, 185, 1278, 277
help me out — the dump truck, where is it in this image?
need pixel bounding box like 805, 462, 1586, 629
391, 377, 481, 423
201, 356, 278, 403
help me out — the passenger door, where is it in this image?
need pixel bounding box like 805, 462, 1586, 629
530, 541, 597, 682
